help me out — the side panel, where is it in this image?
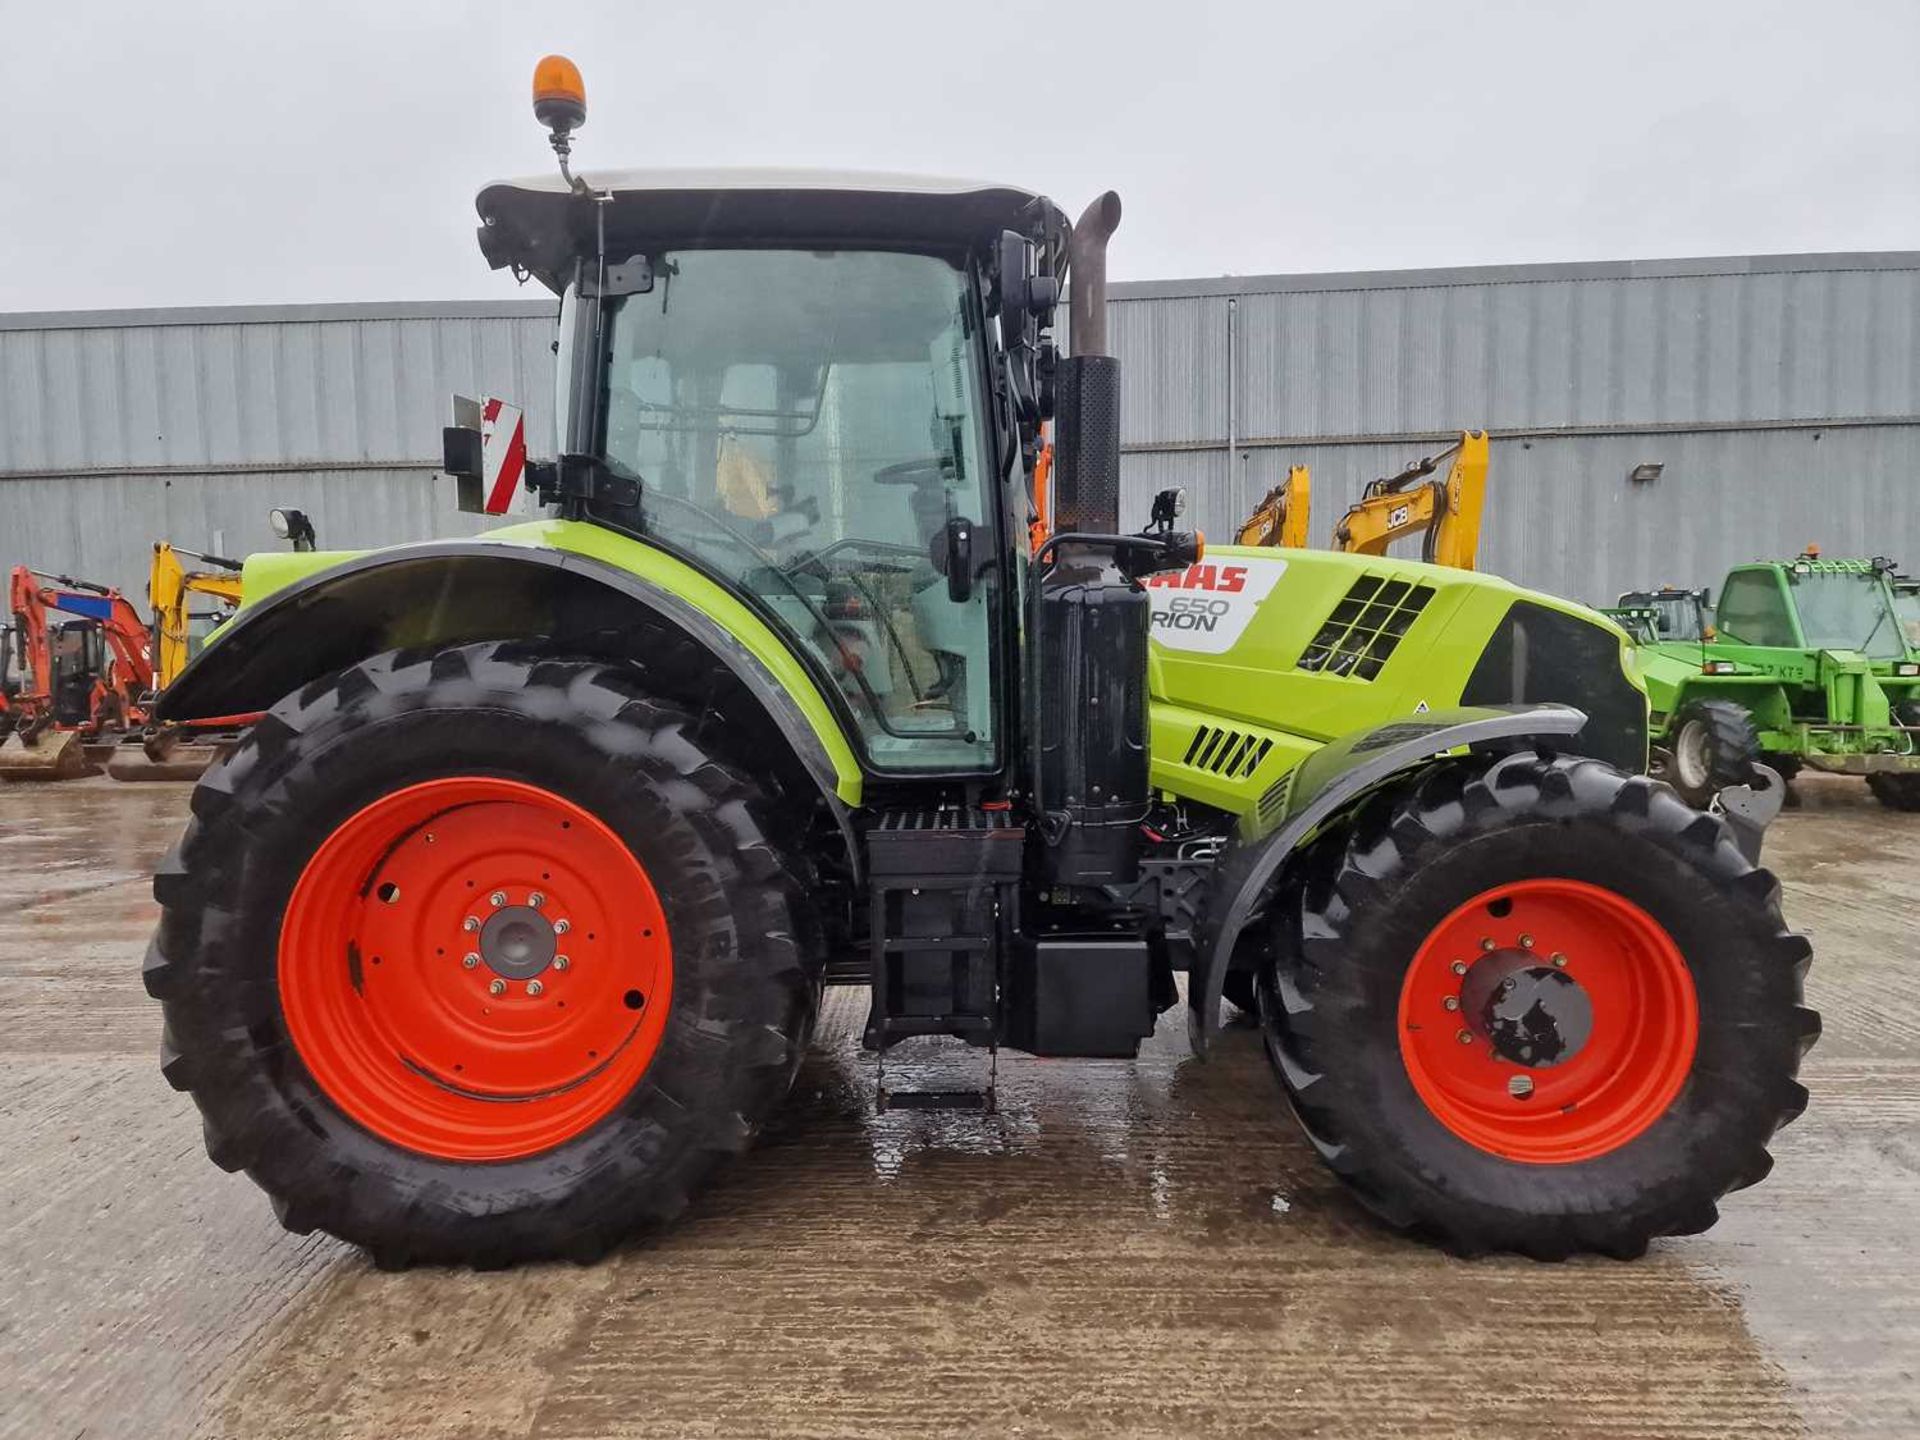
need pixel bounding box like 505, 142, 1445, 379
1147, 545, 1644, 821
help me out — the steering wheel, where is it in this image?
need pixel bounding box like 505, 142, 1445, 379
873, 458, 948, 487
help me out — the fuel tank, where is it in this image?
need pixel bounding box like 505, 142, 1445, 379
1035, 543, 1151, 887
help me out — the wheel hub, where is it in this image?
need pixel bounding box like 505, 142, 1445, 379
478, 904, 557, 979
1461, 954, 1593, 1067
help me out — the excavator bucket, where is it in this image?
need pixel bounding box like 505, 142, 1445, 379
0, 728, 96, 781
105, 725, 233, 782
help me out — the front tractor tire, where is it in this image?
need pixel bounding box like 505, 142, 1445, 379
145, 643, 820, 1268
1259, 751, 1816, 1260
1666, 699, 1761, 808
1866, 705, 1920, 811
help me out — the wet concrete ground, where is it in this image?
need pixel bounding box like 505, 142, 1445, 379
0, 776, 1915, 1439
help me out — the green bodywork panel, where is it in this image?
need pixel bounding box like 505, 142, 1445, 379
1629, 558, 1920, 775
1141, 546, 1642, 824
235, 522, 868, 805
229, 533, 1643, 825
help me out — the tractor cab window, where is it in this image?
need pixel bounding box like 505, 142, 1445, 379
1649, 594, 1704, 642
1895, 586, 1920, 653
588, 248, 996, 773
1715, 571, 1796, 648
1791, 571, 1905, 658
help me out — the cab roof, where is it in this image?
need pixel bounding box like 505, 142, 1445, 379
475, 167, 1072, 294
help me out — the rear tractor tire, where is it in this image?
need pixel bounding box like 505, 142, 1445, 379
1666, 699, 1761, 808
1258, 750, 1816, 1259
145, 642, 821, 1268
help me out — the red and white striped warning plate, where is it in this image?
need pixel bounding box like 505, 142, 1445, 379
479, 398, 526, 515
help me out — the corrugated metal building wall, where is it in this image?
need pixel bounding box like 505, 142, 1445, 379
1113, 253, 1920, 603
0, 301, 558, 600
3, 252, 1917, 608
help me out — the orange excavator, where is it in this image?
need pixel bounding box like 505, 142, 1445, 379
1, 566, 154, 779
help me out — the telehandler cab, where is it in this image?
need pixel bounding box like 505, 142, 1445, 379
144, 57, 1814, 1268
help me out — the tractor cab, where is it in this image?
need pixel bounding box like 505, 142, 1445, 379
1613, 587, 1711, 645
469, 169, 1074, 774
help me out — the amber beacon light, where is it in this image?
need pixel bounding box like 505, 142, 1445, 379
533, 55, 587, 133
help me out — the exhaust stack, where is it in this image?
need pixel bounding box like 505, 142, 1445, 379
1068, 192, 1122, 358
1053, 191, 1124, 535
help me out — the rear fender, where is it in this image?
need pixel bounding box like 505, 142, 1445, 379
155, 540, 863, 859
1188, 704, 1589, 1054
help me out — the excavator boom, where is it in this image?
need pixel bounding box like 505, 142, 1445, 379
1235, 465, 1312, 548
1331, 430, 1489, 569
150, 543, 244, 689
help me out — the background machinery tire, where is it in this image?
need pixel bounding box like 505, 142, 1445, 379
1866, 703, 1920, 811
1666, 699, 1761, 808
1257, 750, 1816, 1260
145, 642, 821, 1268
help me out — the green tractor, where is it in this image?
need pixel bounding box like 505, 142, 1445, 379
142, 58, 1814, 1268
1614, 556, 1920, 810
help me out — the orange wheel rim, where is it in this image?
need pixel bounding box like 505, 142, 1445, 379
1397, 878, 1696, 1164
279, 777, 672, 1161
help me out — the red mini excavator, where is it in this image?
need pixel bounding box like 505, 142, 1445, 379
1, 565, 155, 780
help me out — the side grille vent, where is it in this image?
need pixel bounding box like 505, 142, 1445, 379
1256, 769, 1296, 827
1297, 575, 1436, 680
1182, 725, 1274, 779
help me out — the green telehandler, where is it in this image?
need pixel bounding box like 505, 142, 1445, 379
1610, 555, 1920, 810
143, 57, 1814, 1268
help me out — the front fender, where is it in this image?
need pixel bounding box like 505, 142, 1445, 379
1188, 704, 1590, 1054
155, 536, 865, 818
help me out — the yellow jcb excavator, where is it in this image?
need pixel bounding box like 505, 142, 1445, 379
149, 542, 245, 689
1233, 465, 1311, 549
102, 542, 250, 781
1233, 431, 1491, 571
1331, 430, 1490, 568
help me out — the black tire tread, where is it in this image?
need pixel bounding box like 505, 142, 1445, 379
1259, 750, 1817, 1260
1668, 699, 1762, 808
145, 641, 822, 1268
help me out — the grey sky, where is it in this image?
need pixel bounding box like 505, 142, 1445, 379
1, 0, 1915, 311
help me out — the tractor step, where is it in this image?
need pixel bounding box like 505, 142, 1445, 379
878, 1085, 996, 1113
861, 808, 1024, 1052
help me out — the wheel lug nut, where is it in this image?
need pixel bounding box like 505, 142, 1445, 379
1456, 1029, 1474, 1045
490, 891, 508, 908
1551, 952, 1567, 968
1480, 938, 1497, 952
1450, 960, 1468, 976
1508, 1075, 1535, 1099
462, 952, 480, 970
1519, 933, 1535, 950
1442, 995, 1460, 1011
529, 892, 546, 909
553, 919, 571, 935
463, 916, 481, 933
553, 955, 570, 972
526, 979, 545, 997
488, 978, 507, 997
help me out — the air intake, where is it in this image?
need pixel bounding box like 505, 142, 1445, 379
1182, 725, 1274, 779
1297, 576, 1435, 680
